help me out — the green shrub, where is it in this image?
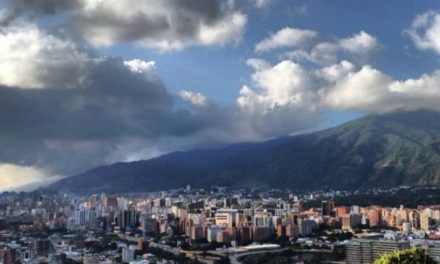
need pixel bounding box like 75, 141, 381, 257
373, 248, 437, 264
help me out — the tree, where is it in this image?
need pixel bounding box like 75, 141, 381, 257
373, 248, 437, 264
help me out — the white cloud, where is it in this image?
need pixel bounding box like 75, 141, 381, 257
123, 59, 156, 74
237, 59, 317, 111
339, 31, 379, 54
246, 58, 271, 70
70, 0, 247, 52
198, 12, 247, 46
286, 42, 339, 65
179, 90, 208, 107
0, 24, 88, 89
255, 27, 317, 52
284, 31, 379, 65
239, 56, 440, 114
0, 164, 57, 191
251, 0, 277, 9
237, 60, 360, 115
325, 66, 393, 110
315, 60, 355, 82
326, 66, 440, 112
406, 10, 440, 54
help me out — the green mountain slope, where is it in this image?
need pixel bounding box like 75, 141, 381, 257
49, 109, 440, 193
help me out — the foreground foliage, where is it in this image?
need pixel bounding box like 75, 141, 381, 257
373, 248, 437, 264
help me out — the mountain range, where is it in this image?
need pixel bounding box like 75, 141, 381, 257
49, 109, 440, 194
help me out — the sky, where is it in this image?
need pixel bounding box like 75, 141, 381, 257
1, 0, 440, 190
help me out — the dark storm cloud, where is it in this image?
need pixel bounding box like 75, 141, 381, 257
0, 0, 246, 179
6, 0, 80, 16
67, 0, 239, 48
4, 0, 242, 50
0, 57, 208, 174
0, 10, 15, 27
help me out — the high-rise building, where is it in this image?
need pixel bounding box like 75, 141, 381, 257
346, 239, 410, 264
33, 239, 51, 256
215, 213, 233, 227
0, 248, 13, 264
207, 225, 220, 243
253, 214, 272, 228
75, 208, 97, 228
342, 214, 362, 230
298, 219, 314, 236
252, 226, 273, 241
141, 218, 158, 234
285, 224, 299, 237
368, 207, 382, 227
215, 209, 238, 227
420, 211, 431, 231
122, 248, 135, 263
322, 200, 335, 216
402, 222, 411, 234
191, 226, 204, 240
238, 226, 251, 245
118, 209, 140, 230
103, 196, 118, 207
276, 224, 286, 237
334, 206, 348, 217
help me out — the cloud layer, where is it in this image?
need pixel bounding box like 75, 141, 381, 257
0, 24, 88, 89
255, 27, 317, 52
7, 0, 247, 52
406, 10, 440, 55
240, 58, 440, 115
285, 30, 380, 65
1, 5, 440, 189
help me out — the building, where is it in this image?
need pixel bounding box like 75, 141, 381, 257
190, 226, 204, 241
103, 196, 118, 207
216, 230, 231, 243
368, 207, 382, 227
346, 239, 410, 264
252, 226, 273, 241
238, 226, 251, 245
402, 222, 411, 234
427, 247, 440, 262
118, 209, 140, 230
334, 206, 348, 217
83, 255, 99, 264
207, 225, 220, 243
285, 224, 299, 237
298, 219, 314, 236
276, 224, 286, 237
322, 200, 335, 216
215, 209, 238, 227
137, 239, 148, 251
0, 248, 13, 264
34, 239, 51, 256
342, 214, 361, 230
122, 248, 135, 263
253, 214, 272, 228
75, 208, 97, 228
141, 218, 158, 234
420, 211, 431, 231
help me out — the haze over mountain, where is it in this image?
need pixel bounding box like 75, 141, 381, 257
49, 109, 440, 194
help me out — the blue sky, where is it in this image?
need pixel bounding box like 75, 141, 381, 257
86, 0, 440, 134
98, 0, 440, 104
2, 0, 440, 189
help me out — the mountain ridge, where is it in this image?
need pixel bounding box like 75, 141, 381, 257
49, 109, 440, 194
